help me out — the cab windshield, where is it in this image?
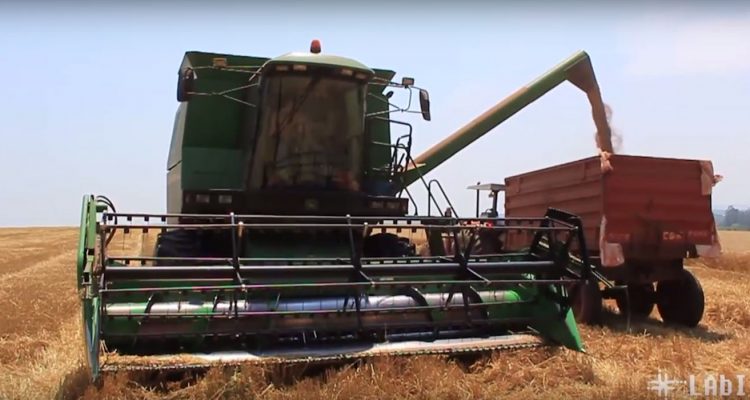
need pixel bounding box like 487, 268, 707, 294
251, 73, 366, 191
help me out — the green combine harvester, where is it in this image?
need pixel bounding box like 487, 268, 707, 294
77, 40, 613, 380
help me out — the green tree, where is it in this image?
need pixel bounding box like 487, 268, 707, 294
738, 208, 750, 228
723, 206, 740, 227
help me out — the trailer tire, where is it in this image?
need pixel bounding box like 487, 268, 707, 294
656, 269, 704, 327
570, 279, 603, 325
615, 283, 656, 317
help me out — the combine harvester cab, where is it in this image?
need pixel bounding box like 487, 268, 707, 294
77, 42, 615, 380
78, 195, 593, 379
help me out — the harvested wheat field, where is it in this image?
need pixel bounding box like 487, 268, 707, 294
1, 228, 748, 400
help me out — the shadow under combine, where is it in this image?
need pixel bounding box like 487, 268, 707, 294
597, 307, 733, 343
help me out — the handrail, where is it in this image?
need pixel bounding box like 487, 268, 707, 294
401, 185, 419, 215
426, 179, 458, 218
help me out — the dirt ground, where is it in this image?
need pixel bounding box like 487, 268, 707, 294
0, 228, 748, 400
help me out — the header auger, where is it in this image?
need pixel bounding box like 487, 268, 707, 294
78, 40, 610, 380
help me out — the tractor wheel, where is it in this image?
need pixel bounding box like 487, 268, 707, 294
570, 279, 603, 325
615, 283, 656, 317
656, 269, 705, 327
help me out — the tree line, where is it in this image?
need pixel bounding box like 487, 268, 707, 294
718, 206, 750, 230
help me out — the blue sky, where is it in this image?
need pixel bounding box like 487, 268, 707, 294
1, 2, 748, 226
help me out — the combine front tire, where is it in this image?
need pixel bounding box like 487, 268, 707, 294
155, 229, 201, 265
615, 283, 656, 317
656, 269, 704, 327
154, 228, 234, 265
363, 233, 416, 257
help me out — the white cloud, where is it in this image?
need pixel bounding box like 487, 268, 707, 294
618, 13, 750, 77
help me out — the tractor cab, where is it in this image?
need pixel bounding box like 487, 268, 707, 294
441, 183, 508, 256
468, 182, 506, 219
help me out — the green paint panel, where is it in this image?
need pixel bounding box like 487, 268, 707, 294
180, 51, 266, 152
181, 147, 244, 190
526, 286, 584, 351
181, 92, 248, 148
172, 51, 267, 197
167, 103, 188, 169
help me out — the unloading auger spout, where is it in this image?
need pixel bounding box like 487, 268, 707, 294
402, 50, 613, 187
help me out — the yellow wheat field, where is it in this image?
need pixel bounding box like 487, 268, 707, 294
0, 228, 748, 400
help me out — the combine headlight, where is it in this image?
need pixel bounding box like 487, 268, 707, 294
218, 194, 233, 204
369, 199, 409, 212
196, 194, 211, 204
304, 198, 319, 210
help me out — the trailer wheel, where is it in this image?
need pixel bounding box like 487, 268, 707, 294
656, 269, 704, 327
615, 283, 656, 317
570, 279, 603, 325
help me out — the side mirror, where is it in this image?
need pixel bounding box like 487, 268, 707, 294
419, 89, 431, 121
176, 68, 195, 102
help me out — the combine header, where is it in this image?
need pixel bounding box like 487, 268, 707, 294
77, 41, 613, 380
